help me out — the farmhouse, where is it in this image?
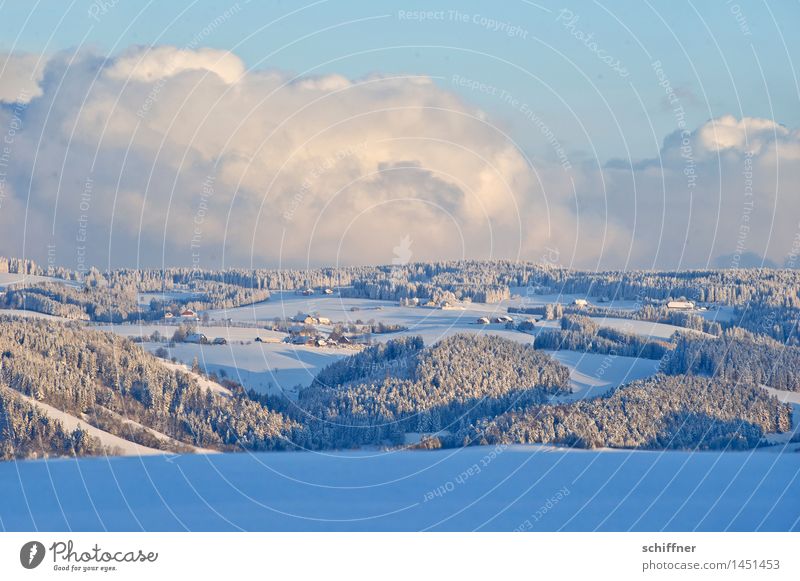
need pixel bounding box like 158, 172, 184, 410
573, 298, 589, 307
476, 317, 490, 325
179, 309, 199, 320
323, 288, 334, 295
293, 313, 319, 324
185, 333, 208, 344
667, 300, 695, 310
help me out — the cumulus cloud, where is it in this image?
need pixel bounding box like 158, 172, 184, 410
0, 53, 45, 103
106, 46, 245, 84
1, 45, 798, 271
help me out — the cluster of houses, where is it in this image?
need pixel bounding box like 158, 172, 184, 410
283, 333, 363, 348
164, 308, 199, 321
292, 313, 332, 325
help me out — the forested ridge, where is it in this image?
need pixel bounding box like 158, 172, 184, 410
293, 335, 571, 448
663, 329, 800, 391
0, 388, 103, 460
464, 374, 791, 450
0, 318, 299, 458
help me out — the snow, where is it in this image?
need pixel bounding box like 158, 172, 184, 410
159, 361, 232, 397
1, 386, 164, 457
96, 299, 677, 397
761, 386, 800, 452
546, 350, 661, 401
0, 309, 71, 321
0, 446, 797, 531
700, 305, 737, 323
98, 301, 542, 395
506, 289, 641, 312
144, 340, 347, 395
92, 323, 283, 344
137, 290, 202, 306
0, 273, 78, 288
588, 316, 709, 340
207, 292, 523, 340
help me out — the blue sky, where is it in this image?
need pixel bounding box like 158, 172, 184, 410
2, 1, 800, 269
2, 0, 798, 162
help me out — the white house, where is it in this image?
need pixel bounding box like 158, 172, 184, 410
667, 300, 695, 310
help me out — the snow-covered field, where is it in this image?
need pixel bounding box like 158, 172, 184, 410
1, 446, 797, 531
143, 340, 346, 394
137, 290, 202, 306
92, 323, 284, 343
0, 273, 78, 288
0, 308, 70, 321
94, 296, 676, 396
547, 350, 661, 401
208, 292, 518, 343
93, 323, 335, 394
506, 288, 641, 312
588, 316, 708, 340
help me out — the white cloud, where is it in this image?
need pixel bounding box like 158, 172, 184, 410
694, 114, 789, 155
0, 53, 45, 103
106, 46, 245, 84
1, 46, 799, 272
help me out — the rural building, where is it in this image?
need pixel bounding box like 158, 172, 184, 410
477, 316, 490, 325
180, 309, 199, 320
573, 299, 589, 307
317, 317, 331, 325
323, 288, 334, 295
667, 300, 695, 310
185, 333, 208, 344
